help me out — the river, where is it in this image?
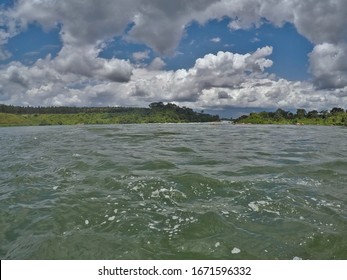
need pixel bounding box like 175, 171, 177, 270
1, 123, 346, 259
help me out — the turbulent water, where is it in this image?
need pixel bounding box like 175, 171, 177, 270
1, 123, 347, 260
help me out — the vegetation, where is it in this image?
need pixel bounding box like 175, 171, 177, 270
0, 102, 220, 126
234, 107, 347, 126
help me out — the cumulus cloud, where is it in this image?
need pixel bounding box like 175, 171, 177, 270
193, 47, 273, 89
53, 45, 133, 82
126, 0, 219, 54
128, 47, 274, 103
1, 46, 346, 111
1, 0, 347, 111
292, 0, 347, 45
148, 57, 166, 70
9, 0, 135, 46
218, 91, 232, 99
3, 1, 347, 52
309, 43, 347, 89
7, 67, 29, 88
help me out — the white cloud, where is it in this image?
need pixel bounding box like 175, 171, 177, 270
132, 50, 150, 62
210, 37, 221, 43
128, 47, 275, 103
1, 0, 347, 111
1, 47, 347, 111
148, 57, 166, 70
53, 45, 133, 82
2, 1, 347, 52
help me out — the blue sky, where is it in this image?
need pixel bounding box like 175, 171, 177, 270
0, 0, 346, 117
3, 23, 61, 65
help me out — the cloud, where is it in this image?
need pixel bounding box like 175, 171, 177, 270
0, 46, 275, 107
148, 57, 166, 70
1, 0, 347, 111
126, 0, 219, 54
218, 91, 232, 99
2, 1, 347, 51
7, 67, 29, 88
132, 50, 150, 62
53, 45, 133, 82
0, 47, 11, 60
210, 37, 221, 43
309, 43, 347, 89
128, 47, 275, 103
192, 0, 347, 91
1, 47, 347, 111
291, 0, 347, 45
9, 0, 135, 45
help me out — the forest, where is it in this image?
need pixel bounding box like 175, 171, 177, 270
234, 107, 347, 126
0, 102, 220, 126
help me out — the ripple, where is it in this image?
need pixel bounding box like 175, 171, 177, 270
1, 124, 347, 259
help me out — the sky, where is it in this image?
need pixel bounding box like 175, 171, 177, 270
0, 0, 347, 117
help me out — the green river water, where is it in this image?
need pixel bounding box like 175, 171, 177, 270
0, 124, 346, 259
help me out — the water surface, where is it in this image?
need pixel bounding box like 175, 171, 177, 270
1, 124, 346, 259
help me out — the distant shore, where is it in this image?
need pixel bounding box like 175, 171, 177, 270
0, 102, 220, 127
233, 107, 347, 126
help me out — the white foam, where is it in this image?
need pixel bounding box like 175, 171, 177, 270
52, 186, 59, 190
263, 209, 280, 215
108, 216, 115, 221
258, 200, 269, 206
151, 190, 160, 197
248, 202, 259, 212
215, 242, 221, 248
85, 220, 89, 225
293, 256, 302, 260
231, 247, 241, 254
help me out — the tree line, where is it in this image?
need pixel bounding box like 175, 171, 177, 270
234, 107, 347, 125
0, 104, 143, 114
0, 102, 220, 126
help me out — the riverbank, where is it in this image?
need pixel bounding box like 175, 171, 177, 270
234, 108, 347, 126
0, 103, 220, 126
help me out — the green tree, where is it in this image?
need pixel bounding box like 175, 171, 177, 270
330, 107, 345, 114
296, 109, 307, 119
307, 110, 319, 118
274, 108, 288, 120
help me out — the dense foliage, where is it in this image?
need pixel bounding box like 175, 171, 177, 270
0, 102, 219, 126
234, 107, 347, 126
